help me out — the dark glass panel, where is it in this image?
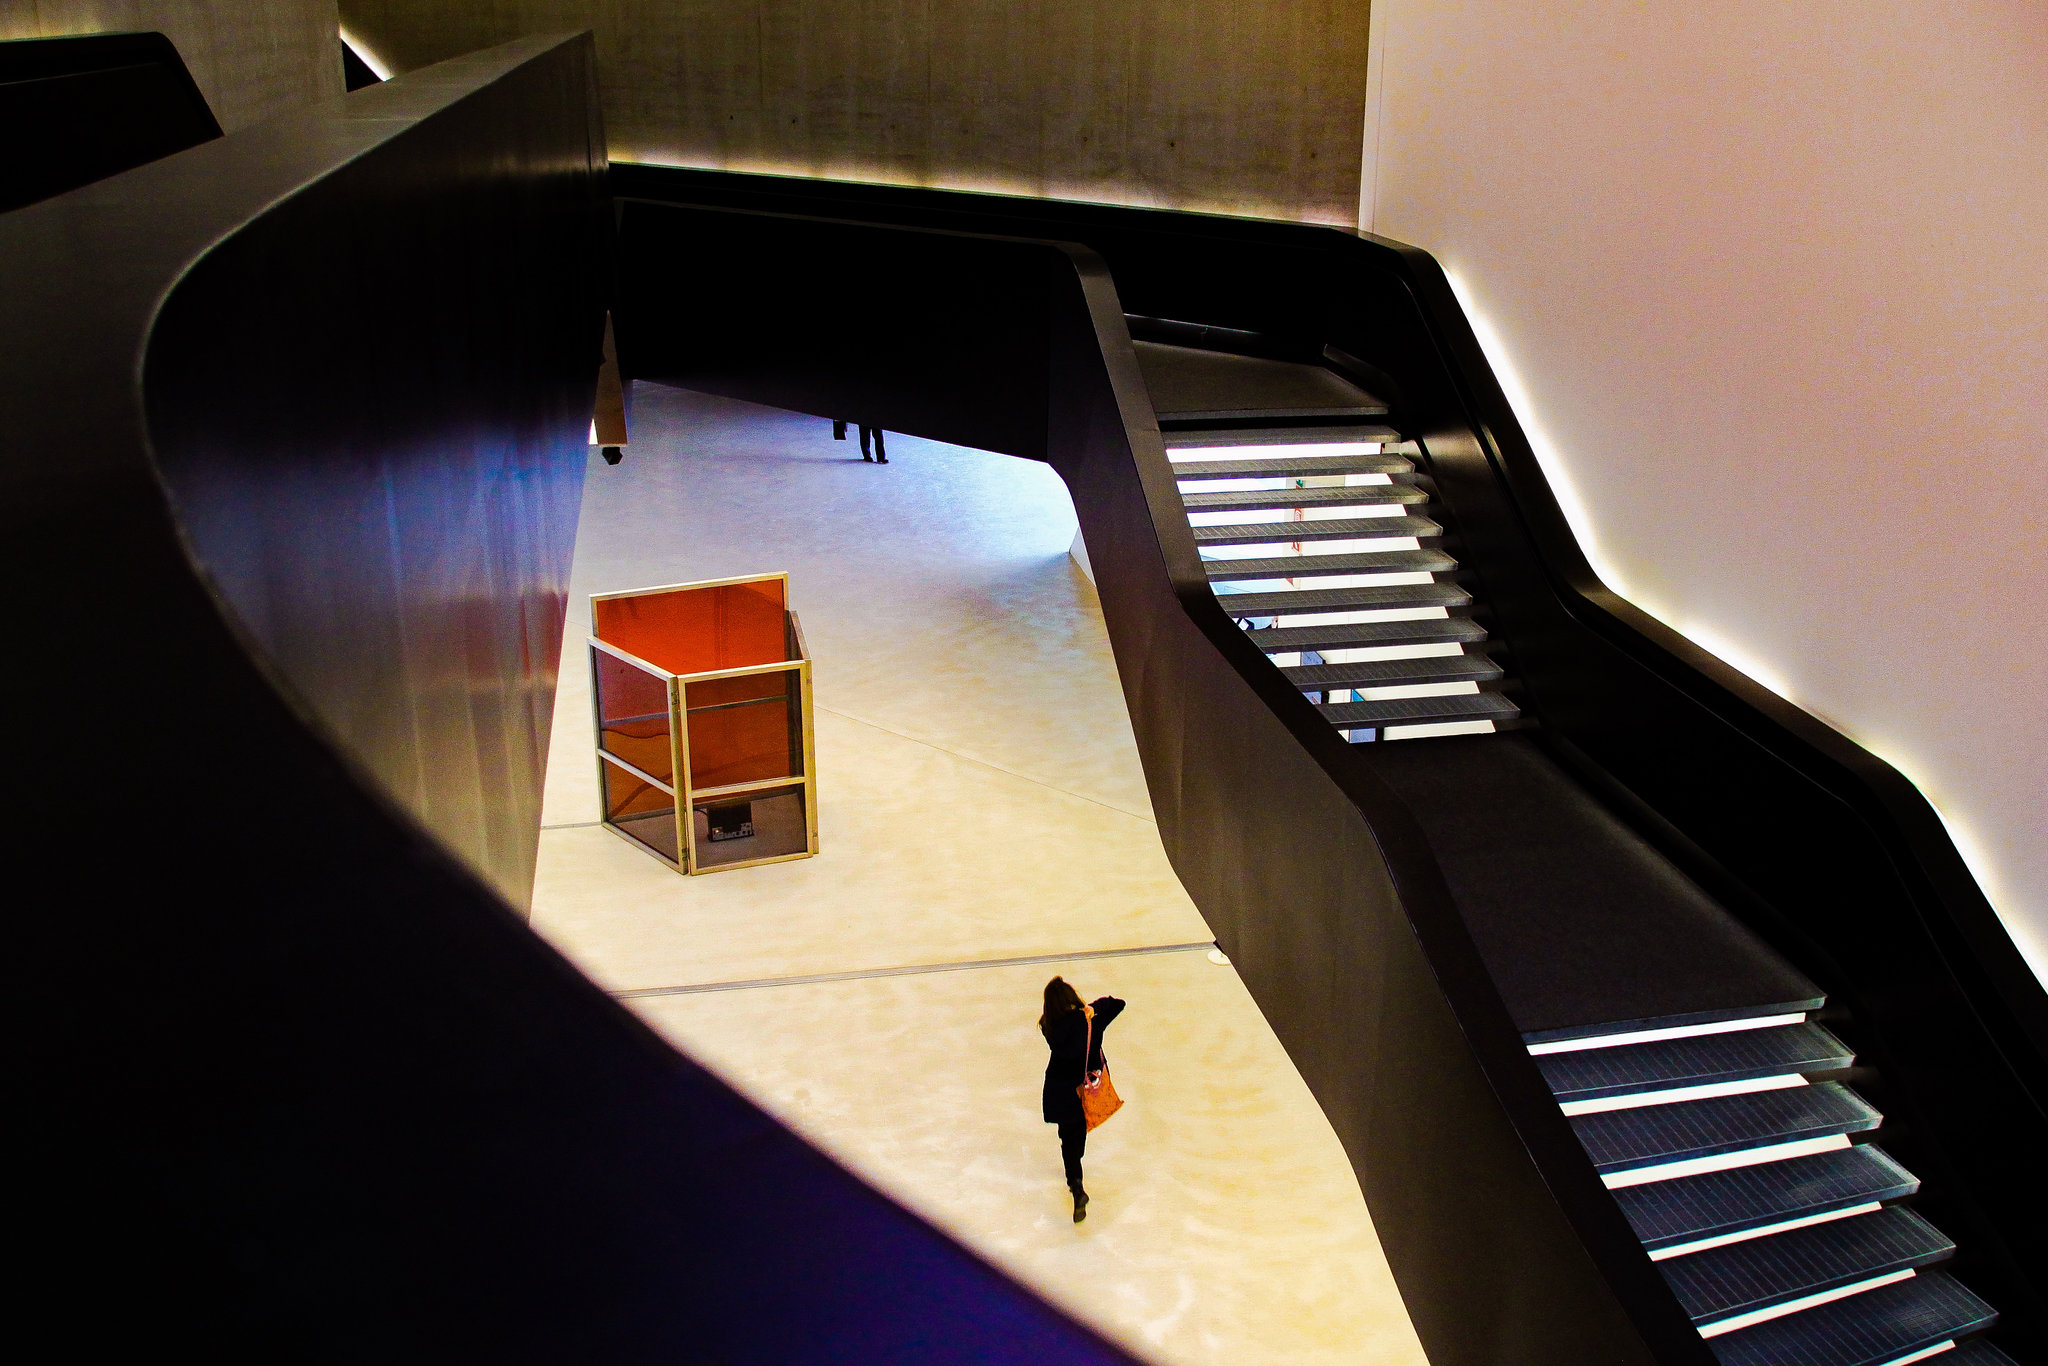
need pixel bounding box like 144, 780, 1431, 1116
593, 646, 672, 781
601, 757, 678, 863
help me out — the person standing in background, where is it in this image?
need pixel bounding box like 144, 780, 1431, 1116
593, 312, 628, 465
1040, 976, 1125, 1223
858, 424, 888, 463
830, 419, 888, 463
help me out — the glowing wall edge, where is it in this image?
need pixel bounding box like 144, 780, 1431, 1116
339, 27, 391, 82
1442, 270, 1625, 598
608, 155, 1360, 229
1439, 270, 2043, 988
1357, 0, 1390, 233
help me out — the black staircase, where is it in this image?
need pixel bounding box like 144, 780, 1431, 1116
1138, 324, 2019, 1366
1139, 335, 1523, 741
1546, 1015, 2015, 1364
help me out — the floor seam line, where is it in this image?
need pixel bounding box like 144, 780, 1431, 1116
612, 941, 1217, 999
814, 704, 1158, 823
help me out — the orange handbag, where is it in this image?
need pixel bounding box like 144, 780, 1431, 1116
1077, 1007, 1124, 1131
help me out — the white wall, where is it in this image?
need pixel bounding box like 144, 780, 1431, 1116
1361, 1, 2048, 978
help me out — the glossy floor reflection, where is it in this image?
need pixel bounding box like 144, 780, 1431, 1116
531, 384, 1428, 1366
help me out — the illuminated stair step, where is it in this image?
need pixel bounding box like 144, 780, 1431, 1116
1193, 513, 1441, 546
1163, 423, 1401, 449
1158, 403, 1387, 423
1203, 549, 1459, 580
1669, 1206, 1953, 1326
1215, 582, 1470, 616
1700, 1269, 1916, 1340
1181, 484, 1431, 513
1171, 454, 1417, 482
1572, 1082, 1880, 1176
1707, 1271, 1994, 1366
1541, 1022, 1854, 1104
1617, 1146, 1920, 1254
1528, 1011, 1822, 1053
1243, 616, 1487, 654
1319, 692, 1520, 728
1561, 1074, 1807, 1117
1283, 654, 1502, 690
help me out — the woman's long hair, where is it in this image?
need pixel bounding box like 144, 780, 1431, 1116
1039, 975, 1085, 1038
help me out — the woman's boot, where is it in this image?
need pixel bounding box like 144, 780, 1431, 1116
1071, 1184, 1089, 1223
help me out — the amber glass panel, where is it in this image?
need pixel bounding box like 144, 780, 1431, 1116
687, 670, 787, 710
685, 699, 796, 789
691, 785, 808, 869
593, 646, 672, 781
602, 756, 679, 863
602, 754, 672, 820
593, 579, 787, 676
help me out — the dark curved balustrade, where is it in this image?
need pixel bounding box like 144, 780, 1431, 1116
139, 44, 609, 911
2, 38, 1138, 1363
614, 171, 2048, 1361
0, 30, 222, 212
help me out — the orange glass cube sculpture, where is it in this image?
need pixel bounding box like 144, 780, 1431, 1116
588, 573, 817, 874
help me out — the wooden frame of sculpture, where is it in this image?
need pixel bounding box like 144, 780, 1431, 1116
588, 572, 818, 875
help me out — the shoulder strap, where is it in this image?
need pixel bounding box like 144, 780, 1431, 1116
1080, 1009, 1093, 1084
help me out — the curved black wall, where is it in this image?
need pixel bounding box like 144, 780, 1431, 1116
142, 47, 604, 911
2, 38, 1139, 1364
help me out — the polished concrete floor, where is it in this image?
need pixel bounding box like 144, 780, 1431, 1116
531, 384, 1428, 1365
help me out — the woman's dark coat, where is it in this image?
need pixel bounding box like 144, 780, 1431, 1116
1041, 996, 1125, 1124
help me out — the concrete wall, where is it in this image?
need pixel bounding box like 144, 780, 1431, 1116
1, 1, 342, 131
339, 0, 1371, 224
1361, 1, 2048, 978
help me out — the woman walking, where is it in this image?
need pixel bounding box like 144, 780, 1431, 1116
1040, 976, 1125, 1223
